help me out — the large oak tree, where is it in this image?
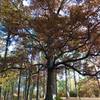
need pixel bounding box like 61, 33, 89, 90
0, 0, 100, 100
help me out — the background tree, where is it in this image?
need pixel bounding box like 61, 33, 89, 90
78, 77, 100, 97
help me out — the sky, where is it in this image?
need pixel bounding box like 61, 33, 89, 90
22, 0, 83, 6
23, 0, 30, 6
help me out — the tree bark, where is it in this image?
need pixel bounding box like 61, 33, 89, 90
4, 91, 6, 100
23, 70, 28, 100
36, 71, 40, 100
11, 82, 14, 100
45, 68, 56, 100
25, 70, 31, 100
29, 83, 35, 100
73, 70, 78, 97
65, 69, 70, 98
0, 86, 1, 100
17, 70, 21, 100
43, 71, 46, 99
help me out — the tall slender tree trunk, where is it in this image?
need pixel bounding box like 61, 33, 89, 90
23, 70, 28, 100
0, 86, 1, 100
65, 69, 70, 98
45, 68, 57, 100
55, 69, 57, 98
43, 71, 46, 99
68, 70, 71, 94
11, 82, 14, 100
36, 71, 40, 100
73, 71, 78, 97
17, 70, 21, 100
6, 91, 9, 100
25, 70, 31, 100
29, 83, 35, 100
4, 91, 6, 100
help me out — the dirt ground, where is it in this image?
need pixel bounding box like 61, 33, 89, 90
61, 97, 100, 100
32, 97, 100, 100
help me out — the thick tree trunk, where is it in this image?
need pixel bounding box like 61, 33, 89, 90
45, 68, 56, 100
